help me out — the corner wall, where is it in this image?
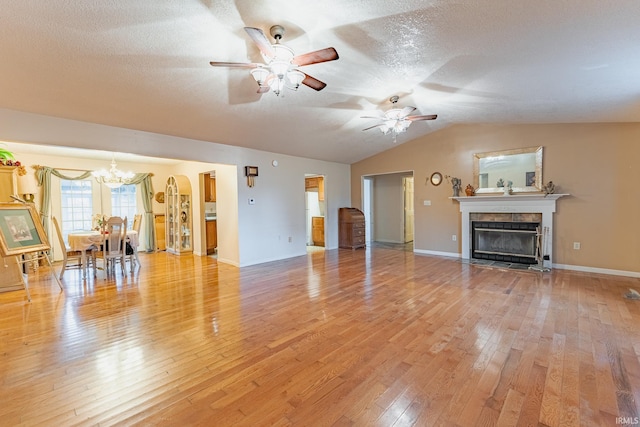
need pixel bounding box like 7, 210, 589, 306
351, 123, 640, 276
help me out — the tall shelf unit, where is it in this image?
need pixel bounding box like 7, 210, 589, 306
165, 175, 193, 255
0, 166, 24, 293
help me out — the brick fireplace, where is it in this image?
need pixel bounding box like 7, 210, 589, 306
453, 194, 566, 268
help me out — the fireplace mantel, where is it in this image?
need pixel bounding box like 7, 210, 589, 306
453, 194, 568, 268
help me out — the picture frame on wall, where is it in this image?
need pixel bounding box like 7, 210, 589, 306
0, 203, 50, 257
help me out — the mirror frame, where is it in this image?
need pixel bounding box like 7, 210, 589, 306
430, 172, 443, 186
473, 146, 543, 194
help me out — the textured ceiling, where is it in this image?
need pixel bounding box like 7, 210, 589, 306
1, 1, 639, 164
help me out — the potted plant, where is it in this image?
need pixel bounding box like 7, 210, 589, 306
0, 144, 18, 166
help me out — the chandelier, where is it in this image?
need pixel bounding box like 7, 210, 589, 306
249, 44, 306, 96
92, 158, 134, 189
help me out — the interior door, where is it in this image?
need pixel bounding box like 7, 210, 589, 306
403, 176, 414, 243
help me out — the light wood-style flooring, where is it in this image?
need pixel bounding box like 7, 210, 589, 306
1, 248, 640, 426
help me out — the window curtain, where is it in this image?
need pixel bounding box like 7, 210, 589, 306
125, 173, 155, 252
36, 167, 155, 251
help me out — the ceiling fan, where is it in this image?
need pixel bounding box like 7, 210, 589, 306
362, 96, 437, 142
210, 25, 339, 96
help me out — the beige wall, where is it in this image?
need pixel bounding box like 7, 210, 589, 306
351, 123, 640, 275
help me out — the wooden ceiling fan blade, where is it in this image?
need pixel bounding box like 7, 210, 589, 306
209, 61, 259, 69
400, 106, 416, 117
362, 124, 385, 131
244, 27, 275, 58
407, 114, 438, 121
302, 73, 327, 91
292, 47, 339, 66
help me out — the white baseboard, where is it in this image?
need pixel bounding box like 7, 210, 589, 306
414, 249, 461, 259
553, 263, 640, 278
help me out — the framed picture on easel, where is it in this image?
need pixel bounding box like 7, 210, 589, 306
0, 203, 50, 257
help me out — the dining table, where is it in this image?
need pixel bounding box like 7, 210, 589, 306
68, 230, 139, 278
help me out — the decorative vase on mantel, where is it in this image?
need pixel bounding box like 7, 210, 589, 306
465, 184, 475, 196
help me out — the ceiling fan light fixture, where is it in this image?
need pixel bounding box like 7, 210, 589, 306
286, 69, 305, 89
250, 67, 270, 86
211, 25, 338, 97
269, 77, 284, 96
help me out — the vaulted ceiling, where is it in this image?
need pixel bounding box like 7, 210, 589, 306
1, 1, 639, 164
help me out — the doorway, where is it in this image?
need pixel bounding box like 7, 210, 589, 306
364, 171, 414, 248
305, 174, 325, 252
403, 176, 414, 244
201, 171, 217, 258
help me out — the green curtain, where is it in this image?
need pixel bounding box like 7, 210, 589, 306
126, 173, 155, 252
35, 168, 155, 252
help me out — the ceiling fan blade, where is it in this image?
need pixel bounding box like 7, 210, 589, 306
301, 73, 327, 91
244, 27, 275, 58
209, 61, 259, 69
256, 85, 270, 94
292, 47, 339, 66
406, 114, 438, 121
362, 124, 386, 131
400, 106, 417, 117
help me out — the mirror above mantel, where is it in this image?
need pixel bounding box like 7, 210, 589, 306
473, 146, 543, 194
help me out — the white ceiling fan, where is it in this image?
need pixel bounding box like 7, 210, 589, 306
362, 96, 437, 142
210, 25, 339, 96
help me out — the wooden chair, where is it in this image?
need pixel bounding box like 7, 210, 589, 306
131, 214, 142, 266
123, 214, 142, 271
52, 216, 89, 279
94, 216, 127, 277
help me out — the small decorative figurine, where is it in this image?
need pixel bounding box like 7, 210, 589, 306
450, 177, 461, 197
542, 181, 556, 195
496, 178, 504, 187
503, 180, 513, 196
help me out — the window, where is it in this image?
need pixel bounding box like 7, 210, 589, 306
60, 179, 93, 241
111, 184, 137, 228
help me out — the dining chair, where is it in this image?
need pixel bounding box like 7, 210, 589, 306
130, 214, 142, 267
52, 216, 90, 279
94, 216, 127, 277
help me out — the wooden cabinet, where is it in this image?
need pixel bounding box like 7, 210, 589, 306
165, 175, 193, 255
204, 174, 216, 202
0, 166, 25, 292
305, 176, 324, 201
339, 207, 366, 250
312, 216, 324, 246
0, 166, 18, 203
206, 220, 217, 255
154, 214, 165, 251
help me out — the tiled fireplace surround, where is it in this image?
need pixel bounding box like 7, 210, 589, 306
453, 194, 566, 269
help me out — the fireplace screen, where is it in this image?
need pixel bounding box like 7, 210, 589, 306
472, 221, 539, 264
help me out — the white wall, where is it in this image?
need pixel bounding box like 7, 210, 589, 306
0, 108, 351, 267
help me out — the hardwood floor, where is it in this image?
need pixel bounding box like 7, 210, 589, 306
1, 248, 640, 426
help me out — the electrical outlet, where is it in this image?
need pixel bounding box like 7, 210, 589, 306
452, 235, 457, 242
573, 242, 581, 250
423, 200, 431, 206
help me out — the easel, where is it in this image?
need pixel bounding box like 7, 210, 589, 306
0, 199, 63, 301
13, 250, 63, 301
529, 226, 551, 272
